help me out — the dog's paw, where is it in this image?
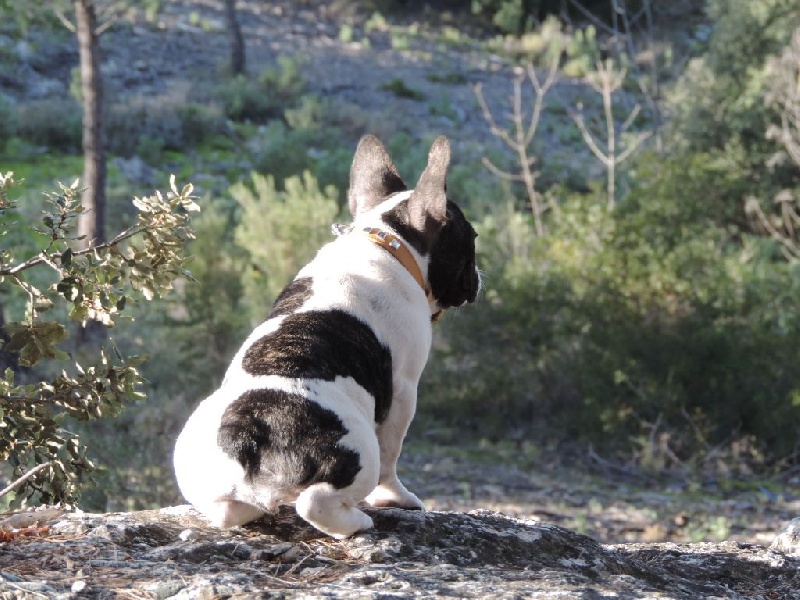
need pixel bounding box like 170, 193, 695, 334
327, 510, 375, 540
204, 500, 266, 528
365, 482, 425, 510
295, 483, 375, 539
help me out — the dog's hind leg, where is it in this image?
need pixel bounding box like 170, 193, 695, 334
294, 426, 380, 539
295, 483, 374, 539
203, 499, 266, 528
365, 382, 424, 510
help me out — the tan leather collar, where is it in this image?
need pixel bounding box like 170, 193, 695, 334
361, 227, 443, 322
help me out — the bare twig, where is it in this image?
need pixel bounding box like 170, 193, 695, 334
0, 463, 52, 500
567, 59, 652, 209
94, 0, 127, 35
617, 0, 663, 150
0, 506, 66, 530
54, 2, 121, 36
95, 19, 116, 36
569, 0, 663, 150
480, 156, 524, 182
0, 224, 146, 278
746, 193, 800, 261
475, 47, 562, 235
53, 7, 76, 32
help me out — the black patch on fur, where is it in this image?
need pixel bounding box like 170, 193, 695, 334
242, 310, 393, 422
379, 170, 408, 198
217, 389, 361, 489
429, 201, 480, 309
382, 198, 479, 309
381, 199, 431, 255
269, 277, 313, 318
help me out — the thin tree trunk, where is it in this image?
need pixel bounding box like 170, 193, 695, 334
74, 0, 107, 346
75, 0, 106, 248
224, 0, 245, 75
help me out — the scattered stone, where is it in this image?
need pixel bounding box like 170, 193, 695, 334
178, 528, 199, 541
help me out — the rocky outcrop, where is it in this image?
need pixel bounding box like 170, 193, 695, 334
771, 517, 800, 557
1, 505, 798, 599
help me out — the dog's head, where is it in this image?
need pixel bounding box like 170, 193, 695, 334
348, 135, 480, 310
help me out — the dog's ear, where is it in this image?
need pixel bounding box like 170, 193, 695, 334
348, 135, 407, 217
408, 135, 450, 233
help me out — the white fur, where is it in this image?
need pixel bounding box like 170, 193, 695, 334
173, 192, 434, 538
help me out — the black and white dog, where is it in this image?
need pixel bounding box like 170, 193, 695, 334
173, 134, 480, 539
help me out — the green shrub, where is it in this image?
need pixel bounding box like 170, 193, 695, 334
216, 56, 308, 122
385, 132, 428, 185
562, 25, 599, 78
666, 0, 800, 227
248, 115, 363, 205
267, 54, 308, 99
231, 170, 341, 324
249, 121, 317, 187
432, 0, 800, 468
216, 74, 280, 122
472, 0, 528, 35
381, 78, 425, 101
105, 89, 227, 158
107, 94, 182, 157
178, 102, 229, 146
0, 95, 16, 150
15, 97, 82, 152
284, 95, 326, 130
175, 199, 250, 389
424, 178, 800, 466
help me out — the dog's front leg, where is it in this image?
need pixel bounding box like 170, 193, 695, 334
365, 383, 424, 509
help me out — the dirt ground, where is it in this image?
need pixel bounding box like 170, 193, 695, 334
398, 440, 800, 545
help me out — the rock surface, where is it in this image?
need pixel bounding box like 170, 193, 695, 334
770, 516, 800, 557
1, 505, 799, 599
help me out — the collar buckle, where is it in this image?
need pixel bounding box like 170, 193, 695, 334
361, 227, 442, 322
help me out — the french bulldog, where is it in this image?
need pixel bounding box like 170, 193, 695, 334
173, 134, 480, 539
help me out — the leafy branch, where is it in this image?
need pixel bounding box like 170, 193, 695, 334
0, 172, 199, 507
